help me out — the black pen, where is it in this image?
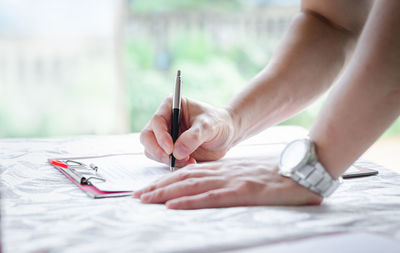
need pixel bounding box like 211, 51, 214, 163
170, 70, 181, 172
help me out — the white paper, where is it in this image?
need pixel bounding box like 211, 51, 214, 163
76, 154, 170, 192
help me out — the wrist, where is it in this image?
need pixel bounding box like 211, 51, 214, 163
282, 174, 323, 205
224, 106, 244, 147
309, 130, 351, 180
278, 137, 342, 198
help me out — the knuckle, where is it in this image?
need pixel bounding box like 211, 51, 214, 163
178, 198, 190, 208
238, 180, 253, 192
199, 119, 211, 132
153, 189, 164, 199
189, 129, 201, 143
177, 171, 190, 181
185, 178, 199, 188
206, 191, 219, 200
151, 114, 164, 125
147, 185, 157, 192
140, 129, 151, 145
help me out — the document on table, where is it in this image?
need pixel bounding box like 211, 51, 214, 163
49, 127, 378, 198
49, 153, 170, 197
77, 154, 170, 192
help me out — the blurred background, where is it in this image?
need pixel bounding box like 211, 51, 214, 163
0, 0, 398, 168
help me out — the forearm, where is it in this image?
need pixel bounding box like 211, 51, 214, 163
226, 11, 353, 145
310, 0, 400, 179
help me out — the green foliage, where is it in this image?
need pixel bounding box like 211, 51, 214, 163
170, 31, 217, 63
125, 37, 155, 69
2, 4, 399, 138
383, 119, 400, 137
125, 31, 271, 132
125, 31, 400, 136
129, 0, 242, 13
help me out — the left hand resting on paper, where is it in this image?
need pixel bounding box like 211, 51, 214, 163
133, 159, 322, 209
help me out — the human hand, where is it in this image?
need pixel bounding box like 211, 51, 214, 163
133, 159, 322, 209
140, 97, 236, 167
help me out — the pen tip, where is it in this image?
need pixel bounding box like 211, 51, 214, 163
177, 70, 181, 76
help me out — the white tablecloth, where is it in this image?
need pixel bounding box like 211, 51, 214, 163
1, 126, 400, 253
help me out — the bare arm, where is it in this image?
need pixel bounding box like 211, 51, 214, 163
310, 0, 400, 178
140, 1, 362, 165
227, 9, 354, 145
136, 1, 399, 209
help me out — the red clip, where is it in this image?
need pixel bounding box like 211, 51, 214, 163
50, 160, 68, 169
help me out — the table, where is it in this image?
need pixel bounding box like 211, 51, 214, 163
1, 126, 400, 253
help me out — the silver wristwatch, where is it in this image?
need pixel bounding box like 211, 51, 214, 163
278, 138, 342, 197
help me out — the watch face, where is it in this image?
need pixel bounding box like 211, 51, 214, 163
280, 139, 308, 174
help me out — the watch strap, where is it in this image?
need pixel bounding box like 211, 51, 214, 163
292, 162, 342, 197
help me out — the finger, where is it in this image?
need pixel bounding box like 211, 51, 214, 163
154, 95, 173, 117
183, 160, 224, 171
151, 114, 173, 154
151, 98, 174, 154
143, 150, 170, 166
133, 169, 218, 197
132, 158, 197, 199
140, 129, 170, 164
140, 177, 225, 204
165, 188, 239, 209
174, 156, 197, 168
173, 118, 215, 160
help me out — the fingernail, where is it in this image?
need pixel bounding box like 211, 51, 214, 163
179, 156, 190, 162
166, 200, 179, 209
161, 142, 171, 154
140, 193, 151, 202
132, 191, 141, 198
188, 157, 197, 164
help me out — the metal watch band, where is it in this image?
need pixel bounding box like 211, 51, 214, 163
291, 161, 342, 197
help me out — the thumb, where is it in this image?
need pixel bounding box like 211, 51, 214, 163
173, 119, 214, 160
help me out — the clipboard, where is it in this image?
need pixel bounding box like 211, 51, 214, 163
48, 153, 170, 199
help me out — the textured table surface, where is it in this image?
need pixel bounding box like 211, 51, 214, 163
1, 126, 400, 253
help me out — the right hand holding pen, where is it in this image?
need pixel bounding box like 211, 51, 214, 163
140, 97, 236, 168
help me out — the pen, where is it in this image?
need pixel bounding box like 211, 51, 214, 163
170, 70, 182, 172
